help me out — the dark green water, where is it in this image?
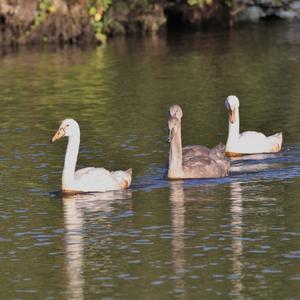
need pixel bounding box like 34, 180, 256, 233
0, 22, 300, 299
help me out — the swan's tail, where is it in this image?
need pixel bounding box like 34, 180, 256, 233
123, 168, 133, 189
209, 143, 226, 159
126, 168, 133, 176
112, 168, 132, 189
267, 132, 283, 152
209, 143, 230, 175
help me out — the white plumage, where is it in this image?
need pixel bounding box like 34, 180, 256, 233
52, 119, 132, 193
225, 95, 283, 156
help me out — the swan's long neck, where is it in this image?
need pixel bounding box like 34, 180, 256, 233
226, 107, 240, 150
168, 124, 184, 178
62, 135, 80, 189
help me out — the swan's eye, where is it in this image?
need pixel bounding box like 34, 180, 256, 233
66, 124, 69, 127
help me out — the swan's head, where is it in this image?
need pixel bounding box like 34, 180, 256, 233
168, 117, 180, 143
169, 104, 183, 119
52, 119, 80, 142
225, 95, 240, 124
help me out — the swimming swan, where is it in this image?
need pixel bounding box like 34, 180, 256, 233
167, 107, 230, 179
225, 95, 283, 156
169, 104, 210, 157
52, 119, 132, 193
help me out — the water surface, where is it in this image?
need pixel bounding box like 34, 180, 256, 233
0, 22, 300, 299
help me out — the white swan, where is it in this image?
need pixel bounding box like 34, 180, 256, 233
52, 119, 132, 193
225, 95, 283, 156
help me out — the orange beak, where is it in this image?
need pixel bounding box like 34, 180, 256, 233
52, 128, 65, 142
229, 109, 235, 124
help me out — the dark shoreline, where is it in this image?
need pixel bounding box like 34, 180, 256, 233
0, 0, 298, 48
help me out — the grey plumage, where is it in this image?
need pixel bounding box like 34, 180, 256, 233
169, 104, 212, 158
167, 105, 230, 179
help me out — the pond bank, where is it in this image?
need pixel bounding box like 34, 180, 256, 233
0, 0, 299, 47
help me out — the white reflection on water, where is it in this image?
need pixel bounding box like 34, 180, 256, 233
169, 181, 186, 296
230, 182, 244, 299
169, 180, 246, 298
62, 190, 132, 300
63, 196, 84, 300
229, 153, 279, 174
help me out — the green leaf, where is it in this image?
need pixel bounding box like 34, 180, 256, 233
89, 6, 97, 16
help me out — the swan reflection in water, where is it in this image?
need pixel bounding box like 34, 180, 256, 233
169, 180, 246, 298
229, 153, 279, 174
62, 190, 132, 300
169, 181, 186, 295
229, 181, 244, 298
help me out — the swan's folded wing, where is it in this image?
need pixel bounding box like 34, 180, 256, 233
183, 152, 230, 178
237, 131, 276, 153
74, 167, 132, 191
183, 145, 210, 161
74, 167, 116, 189
183, 155, 211, 168
74, 167, 99, 179
239, 131, 267, 141
209, 143, 227, 160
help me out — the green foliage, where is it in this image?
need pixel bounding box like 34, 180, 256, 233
223, 0, 234, 7
30, 0, 113, 44
88, 0, 112, 44
188, 0, 234, 7
187, 0, 213, 7
32, 0, 56, 29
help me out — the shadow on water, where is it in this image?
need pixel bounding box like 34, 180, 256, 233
132, 144, 300, 192
48, 143, 300, 200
